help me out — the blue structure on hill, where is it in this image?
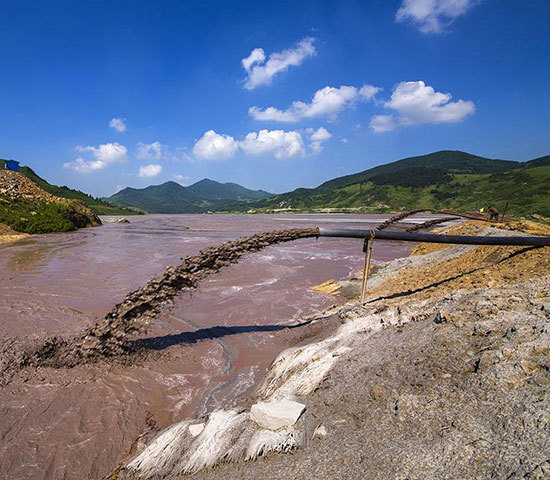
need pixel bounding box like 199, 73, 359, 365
4, 160, 19, 172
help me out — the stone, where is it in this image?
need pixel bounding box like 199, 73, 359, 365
313, 424, 327, 438
250, 399, 306, 431
433, 311, 447, 324
101, 216, 130, 224
188, 423, 204, 437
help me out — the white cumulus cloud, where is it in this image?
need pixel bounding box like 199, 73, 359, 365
249, 84, 381, 122
370, 81, 475, 132
387, 80, 475, 125
309, 126, 332, 142
248, 106, 300, 123
307, 127, 332, 154
242, 37, 316, 90
240, 129, 305, 159
396, 0, 478, 33
64, 142, 128, 173
369, 114, 397, 133
136, 141, 162, 161
109, 118, 127, 132
192, 130, 239, 161
192, 129, 306, 160
242, 48, 266, 73
138, 164, 162, 178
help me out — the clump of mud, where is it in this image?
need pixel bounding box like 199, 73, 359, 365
20, 228, 319, 369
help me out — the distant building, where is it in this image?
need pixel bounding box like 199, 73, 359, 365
4, 160, 19, 172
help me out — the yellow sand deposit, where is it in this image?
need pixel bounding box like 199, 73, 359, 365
0, 223, 29, 244
311, 280, 342, 295
370, 236, 549, 303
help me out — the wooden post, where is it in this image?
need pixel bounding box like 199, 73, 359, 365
360, 234, 375, 305
500, 201, 510, 223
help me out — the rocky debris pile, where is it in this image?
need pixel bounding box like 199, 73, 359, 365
0, 169, 101, 229
20, 228, 320, 369
1, 169, 60, 204
250, 399, 306, 430
122, 274, 549, 480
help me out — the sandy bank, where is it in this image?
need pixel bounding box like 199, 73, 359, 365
0, 223, 29, 244
120, 221, 549, 480
0, 232, 29, 244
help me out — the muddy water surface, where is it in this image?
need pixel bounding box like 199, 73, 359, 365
0, 214, 413, 480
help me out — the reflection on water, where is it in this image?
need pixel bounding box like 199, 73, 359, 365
6, 243, 58, 272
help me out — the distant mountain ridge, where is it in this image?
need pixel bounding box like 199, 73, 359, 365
106, 178, 273, 213
220, 150, 550, 217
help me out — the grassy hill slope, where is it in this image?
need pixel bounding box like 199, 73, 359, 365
221, 151, 549, 217
0, 169, 101, 234
108, 182, 202, 214
186, 178, 272, 202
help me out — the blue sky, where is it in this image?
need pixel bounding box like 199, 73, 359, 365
1, 0, 549, 197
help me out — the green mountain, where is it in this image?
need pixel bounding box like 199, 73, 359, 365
220, 151, 550, 217
106, 178, 273, 213
0, 159, 138, 215
187, 178, 272, 202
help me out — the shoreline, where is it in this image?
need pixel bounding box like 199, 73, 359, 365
0, 216, 547, 479
0, 232, 29, 244
1, 214, 394, 480
119, 220, 549, 479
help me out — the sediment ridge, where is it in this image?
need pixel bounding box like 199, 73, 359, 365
17, 228, 320, 370
20, 210, 425, 369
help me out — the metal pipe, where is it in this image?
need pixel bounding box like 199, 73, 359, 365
318, 227, 550, 247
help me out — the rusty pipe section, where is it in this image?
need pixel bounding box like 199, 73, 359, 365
318, 228, 550, 247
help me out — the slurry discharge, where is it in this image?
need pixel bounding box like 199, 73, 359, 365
21, 228, 320, 368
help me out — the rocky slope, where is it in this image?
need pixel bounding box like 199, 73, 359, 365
118, 221, 549, 480
0, 169, 101, 235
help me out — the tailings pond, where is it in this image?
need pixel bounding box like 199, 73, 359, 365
0, 214, 418, 479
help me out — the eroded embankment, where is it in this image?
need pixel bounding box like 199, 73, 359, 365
16, 228, 319, 370
119, 221, 549, 480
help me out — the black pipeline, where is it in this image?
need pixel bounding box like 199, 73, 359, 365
318, 228, 550, 247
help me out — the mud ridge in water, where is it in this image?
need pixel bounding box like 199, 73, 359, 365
405, 217, 456, 232
17, 228, 320, 369
376, 209, 430, 231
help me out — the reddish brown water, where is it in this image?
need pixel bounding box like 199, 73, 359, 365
0, 214, 414, 480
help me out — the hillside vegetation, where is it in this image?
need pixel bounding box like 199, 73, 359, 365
0, 159, 139, 215
107, 178, 273, 213
221, 151, 550, 217
0, 169, 100, 234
